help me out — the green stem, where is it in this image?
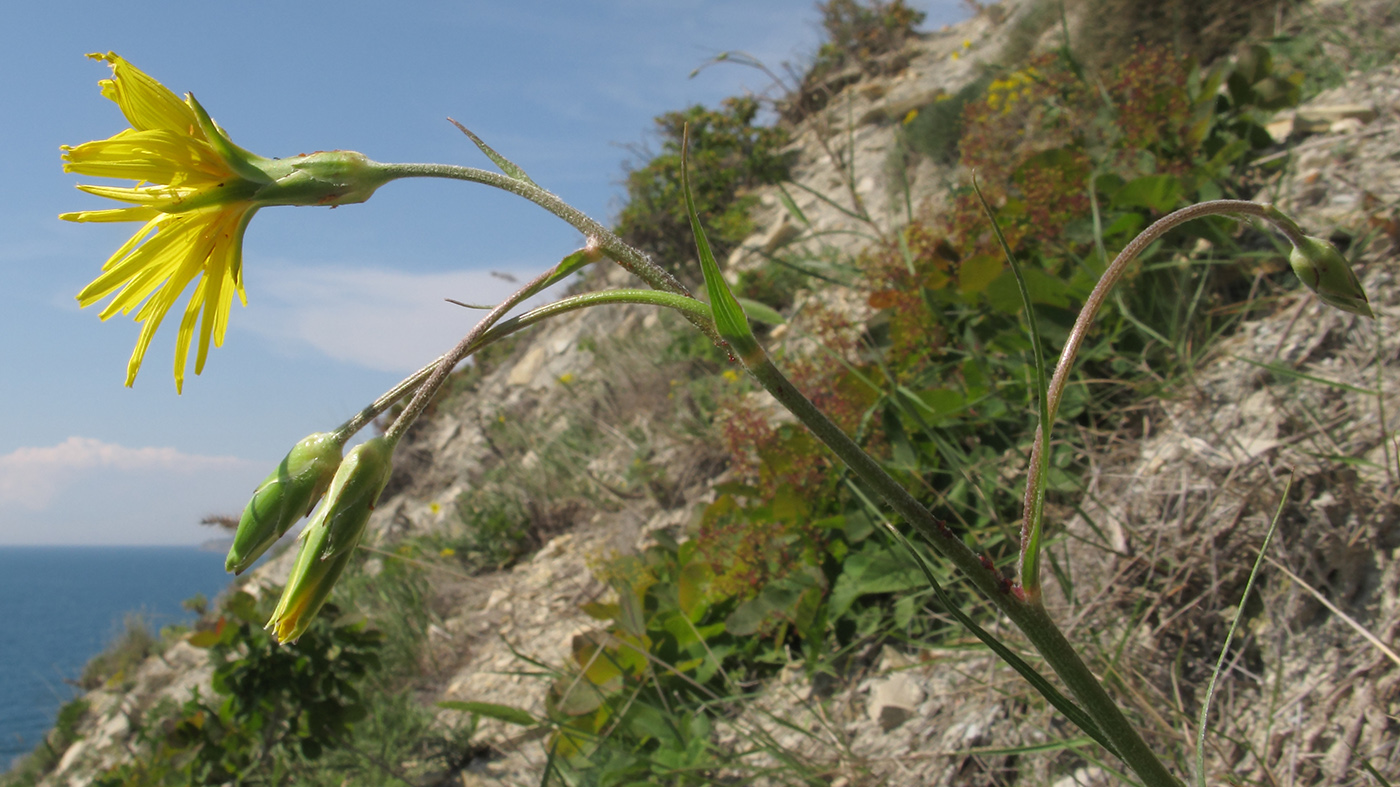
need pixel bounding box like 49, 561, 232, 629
1021, 199, 1301, 556
374, 162, 721, 346
375, 288, 710, 444
974, 180, 1052, 600
740, 343, 1182, 787
332, 357, 442, 443
383, 262, 559, 443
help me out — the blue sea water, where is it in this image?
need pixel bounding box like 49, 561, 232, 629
0, 546, 234, 763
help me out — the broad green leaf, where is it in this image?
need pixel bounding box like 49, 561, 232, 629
677, 561, 711, 620
828, 543, 926, 620
1021, 267, 1070, 308
1112, 174, 1182, 213
958, 254, 1003, 294
724, 596, 770, 636
187, 628, 223, 649
579, 601, 620, 621
548, 675, 606, 717
223, 591, 260, 624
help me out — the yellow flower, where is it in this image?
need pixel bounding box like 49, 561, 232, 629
62, 53, 391, 391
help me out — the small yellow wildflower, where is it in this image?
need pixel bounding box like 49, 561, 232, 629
962, 39, 972, 49
902, 109, 919, 125
558, 372, 576, 385
950, 51, 960, 61
439, 547, 456, 558
721, 369, 740, 383
62, 53, 391, 390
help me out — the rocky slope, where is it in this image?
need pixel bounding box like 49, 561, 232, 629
25, 2, 1400, 785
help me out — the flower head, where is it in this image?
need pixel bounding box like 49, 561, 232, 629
62, 53, 391, 390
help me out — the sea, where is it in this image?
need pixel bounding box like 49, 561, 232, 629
0, 546, 235, 765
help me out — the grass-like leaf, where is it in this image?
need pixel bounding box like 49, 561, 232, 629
680, 124, 761, 362
437, 700, 538, 727
449, 118, 537, 185
1194, 472, 1292, 787
972, 177, 1052, 597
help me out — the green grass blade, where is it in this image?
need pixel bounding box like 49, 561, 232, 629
1194, 472, 1292, 787
1232, 355, 1378, 396
972, 177, 1052, 596
437, 700, 537, 727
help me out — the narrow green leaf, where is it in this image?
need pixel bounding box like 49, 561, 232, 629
1232, 355, 1377, 396
776, 184, 811, 228
735, 297, 786, 326
1361, 758, 1394, 787
843, 481, 1119, 759
897, 227, 917, 276
973, 177, 1050, 598
958, 736, 1098, 756
437, 700, 537, 727
449, 118, 536, 185
542, 247, 600, 289
1196, 473, 1292, 787
681, 124, 762, 362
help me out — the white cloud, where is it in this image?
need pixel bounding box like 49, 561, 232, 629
0, 437, 250, 510
247, 264, 557, 373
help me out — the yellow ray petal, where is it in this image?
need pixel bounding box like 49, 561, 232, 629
60, 206, 160, 224
174, 276, 209, 393
88, 52, 200, 136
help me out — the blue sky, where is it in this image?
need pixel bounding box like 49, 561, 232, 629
0, 1, 968, 545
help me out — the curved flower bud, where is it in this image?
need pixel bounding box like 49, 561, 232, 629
1288, 235, 1374, 318
266, 436, 395, 644
225, 432, 344, 575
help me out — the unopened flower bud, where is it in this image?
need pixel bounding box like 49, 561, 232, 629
226, 433, 343, 575
266, 436, 395, 644
1289, 235, 1374, 318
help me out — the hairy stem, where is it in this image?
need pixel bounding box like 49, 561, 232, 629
1021, 199, 1298, 564
374, 162, 718, 346
384, 264, 558, 443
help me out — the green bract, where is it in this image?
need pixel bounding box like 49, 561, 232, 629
266, 436, 396, 644
1288, 234, 1374, 318
226, 432, 344, 575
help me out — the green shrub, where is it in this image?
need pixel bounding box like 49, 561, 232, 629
89, 555, 442, 787
813, 0, 925, 74
79, 613, 159, 690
